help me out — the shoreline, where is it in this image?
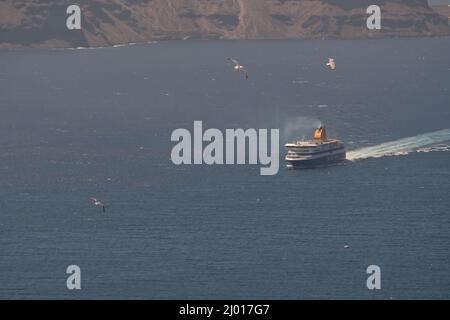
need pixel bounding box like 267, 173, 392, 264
1, 34, 450, 52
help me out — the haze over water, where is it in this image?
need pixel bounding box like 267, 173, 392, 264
0, 38, 449, 299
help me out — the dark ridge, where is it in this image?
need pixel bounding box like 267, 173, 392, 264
271, 14, 294, 26
207, 14, 240, 30
0, 4, 88, 47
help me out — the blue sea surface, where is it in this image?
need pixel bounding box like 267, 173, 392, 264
0, 38, 449, 299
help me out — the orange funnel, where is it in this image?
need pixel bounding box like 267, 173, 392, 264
314, 126, 327, 140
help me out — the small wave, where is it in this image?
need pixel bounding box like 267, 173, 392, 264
292, 79, 309, 85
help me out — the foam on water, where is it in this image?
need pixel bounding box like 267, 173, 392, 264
347, 129, 450, 161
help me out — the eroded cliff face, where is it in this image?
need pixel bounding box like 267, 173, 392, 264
0, 0, 449, 49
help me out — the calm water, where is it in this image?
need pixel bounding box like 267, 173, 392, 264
0, 38, 449, 299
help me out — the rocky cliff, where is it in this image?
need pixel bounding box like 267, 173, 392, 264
1, 0, 449, 49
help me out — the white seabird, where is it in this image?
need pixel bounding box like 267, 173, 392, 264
326, 58, 336, 70
91, 197, 106, 212
227, 57, 249, 79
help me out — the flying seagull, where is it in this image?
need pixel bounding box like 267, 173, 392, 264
91, 197, 106, 212
227, 58, 249, 79
326, 58, 336, 70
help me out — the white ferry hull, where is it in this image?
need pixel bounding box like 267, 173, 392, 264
286, 149, 346, 169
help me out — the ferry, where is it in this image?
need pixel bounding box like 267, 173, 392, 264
285, 126, 346, 168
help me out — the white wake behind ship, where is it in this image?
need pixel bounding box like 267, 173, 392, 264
285, 126, 346, 168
